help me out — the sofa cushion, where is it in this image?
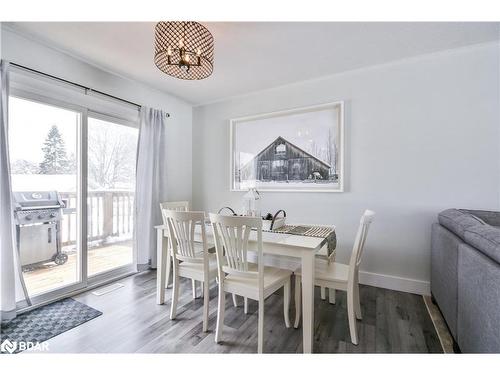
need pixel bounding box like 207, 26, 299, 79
464, 225, 500, 264
462, 209, 500, 227
438, 209, 485, 240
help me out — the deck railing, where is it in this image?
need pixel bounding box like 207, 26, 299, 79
59, 191, 134, 246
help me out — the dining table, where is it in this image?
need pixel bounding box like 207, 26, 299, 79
155, 221, 330, 354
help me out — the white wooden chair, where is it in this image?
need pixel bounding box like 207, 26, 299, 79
160, 201, 190, 212
162, 209, 217, 332
209, 213, 293, 353
160, 201, 200, 297
294, 210, 375, 345
315, 229, 337, 304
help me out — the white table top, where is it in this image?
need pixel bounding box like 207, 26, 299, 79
155, 223, 326, 250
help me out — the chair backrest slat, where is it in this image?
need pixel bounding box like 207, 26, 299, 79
159, 201, 191, 257
209, 213, 262, 279
348, 210, 375, 279
176, 219, 194, 258
162, 209, 207, 264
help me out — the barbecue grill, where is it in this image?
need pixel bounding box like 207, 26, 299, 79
13, 191, 68, 267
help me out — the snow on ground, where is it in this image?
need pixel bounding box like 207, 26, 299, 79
12, 174, 77, 192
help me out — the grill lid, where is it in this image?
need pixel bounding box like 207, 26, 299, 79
13, 191, 64, 210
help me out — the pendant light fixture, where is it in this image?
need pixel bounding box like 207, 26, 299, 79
154, 21, 214, 80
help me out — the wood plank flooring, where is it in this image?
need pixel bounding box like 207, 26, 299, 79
23, 242, 133, 296
38, 271, 442, 353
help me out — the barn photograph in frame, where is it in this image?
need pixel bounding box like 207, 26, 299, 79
230, 101, 344, 192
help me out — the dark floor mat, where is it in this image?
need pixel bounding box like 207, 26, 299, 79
1, 298, 102, 354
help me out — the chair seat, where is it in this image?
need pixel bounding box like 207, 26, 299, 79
295, 259, 349, 284
178, 253, 218, 280
224, 263, 292, 300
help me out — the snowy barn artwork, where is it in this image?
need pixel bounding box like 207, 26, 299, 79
240, 137, 331, 182
230, 102, 344, 192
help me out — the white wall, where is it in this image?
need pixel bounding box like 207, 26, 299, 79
0, 26, 193, 202
192, 42, 500, 294
4, 24, 498, 294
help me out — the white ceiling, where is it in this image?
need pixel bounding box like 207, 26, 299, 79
6, 22, 500, 105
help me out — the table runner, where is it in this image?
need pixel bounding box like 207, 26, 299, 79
265, 224, 337, 262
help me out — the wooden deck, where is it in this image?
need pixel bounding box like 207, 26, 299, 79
23, 241, 133, 296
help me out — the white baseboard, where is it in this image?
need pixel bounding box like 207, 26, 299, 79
358, 270, 430, 296
252, 253, 431, 296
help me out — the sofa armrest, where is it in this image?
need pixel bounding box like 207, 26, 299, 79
431, 223, 460, 340
464, 224, 500, 264
438, 209, 484, 240
457, 243, 500, 353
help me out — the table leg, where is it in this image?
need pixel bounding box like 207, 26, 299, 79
156, 228, 167, 305
301, 251, 315, 353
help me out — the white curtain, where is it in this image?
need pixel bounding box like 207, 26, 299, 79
135, 107, 169, 269
0, 60, 18, 322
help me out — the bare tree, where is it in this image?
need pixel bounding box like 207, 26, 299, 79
328, 127, 337, 178
325, 129, 331, 166
11, 159, 39, 174
88, 126, 137, 190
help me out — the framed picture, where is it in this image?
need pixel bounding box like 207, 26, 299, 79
230, 101, 344, 192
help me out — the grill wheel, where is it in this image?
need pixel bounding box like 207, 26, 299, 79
53, 253, 68, 265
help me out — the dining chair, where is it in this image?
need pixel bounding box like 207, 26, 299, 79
160, 201, 200, 297
294, 210, 375, 345
209, 213, 293, 353
215, 206, 251, 312
160, 201, 190, 212
315, 230, 337, 304
162, 209, 218, 332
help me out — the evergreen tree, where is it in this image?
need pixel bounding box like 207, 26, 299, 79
39, 125, 71, 174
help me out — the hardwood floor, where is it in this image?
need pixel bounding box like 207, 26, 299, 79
39, 271, 442, 353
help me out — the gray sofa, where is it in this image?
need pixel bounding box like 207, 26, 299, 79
431, 209, 500, 353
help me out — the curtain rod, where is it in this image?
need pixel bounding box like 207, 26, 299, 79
9, 62, 170, 118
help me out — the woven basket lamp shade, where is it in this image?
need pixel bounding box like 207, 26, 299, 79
154, 22, 214, 80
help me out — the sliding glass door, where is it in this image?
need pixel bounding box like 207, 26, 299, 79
9, 96, 84, 299
87, 115, 138, 277
8, 94, 138, 305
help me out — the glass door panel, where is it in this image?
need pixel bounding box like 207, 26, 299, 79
8, 96, 82, 297
87, 116, 138, 276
